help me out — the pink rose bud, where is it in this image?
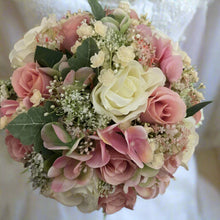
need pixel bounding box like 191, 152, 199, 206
0, 100, 19, 117
98, 185, 136, 214
5, 134, 32, 162
193, 110, 202, 124
130, 9, 139, 20
60, 14, 90, 51
160, 55, 183, 83
140, 87, 186, 125
11, 63, 51, 99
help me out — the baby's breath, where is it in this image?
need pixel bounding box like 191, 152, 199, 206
60, 86, 111, 133
24, 152, 50, 193
98, 180, 115, 198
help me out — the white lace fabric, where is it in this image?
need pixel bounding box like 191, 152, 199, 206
14, 0, 203, 42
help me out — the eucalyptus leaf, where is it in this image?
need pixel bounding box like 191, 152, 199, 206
68, 38, 99, 71
7, 102, 58, 146
88, 0, 105, 20
186, 101, 212, 118
34, 46, 63, 68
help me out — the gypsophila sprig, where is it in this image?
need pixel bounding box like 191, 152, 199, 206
2, 0, 211, 216
60, 86, 111, 132
24, 152, 50, 193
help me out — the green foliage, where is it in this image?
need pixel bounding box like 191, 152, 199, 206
88, 0, 105, 20
68, 38, 99, 71
34, 46, 63, 68
7, 102, 59, 156
186, 101, 212, 118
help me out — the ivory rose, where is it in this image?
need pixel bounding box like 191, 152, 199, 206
60, 14, 90, 51
140, 87, 186, 124
11, 63, 51, 99
92, 61, 165, 123
9, 15, 58, 68
5, 134, 32, 162
97, 148, 137, 185
98, 185, 136, 214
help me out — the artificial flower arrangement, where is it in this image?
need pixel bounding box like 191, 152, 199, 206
0, 0, 211, 215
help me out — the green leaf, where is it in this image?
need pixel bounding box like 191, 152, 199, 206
186, 101, 212, 118
61, 67, 72, 79
34, 46, 63, 68
88, 0, 105, 20
43, 153, 61, 172
7, 102, 58, 146
68, 38, 99, 71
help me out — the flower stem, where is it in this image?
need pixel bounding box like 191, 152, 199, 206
103, 213, 107, 220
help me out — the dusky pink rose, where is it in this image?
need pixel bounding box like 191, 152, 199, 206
60, 14, 90, 51
5, 134, 32, 162
48, 156, 93, 193
130, 9, 139, 20
0, 100, 19, 117
11, 63, 51, 99
153, 37, 172, 62
98, 185, 136, 214
97, 148, 137, 185
140, 87, 186, 125
193, 110, 202, 124
160, 55, 183, 83
153, 37, 183, 82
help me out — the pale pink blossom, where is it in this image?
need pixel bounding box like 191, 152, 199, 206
98, 185, 136, 214
124, 126, 153, 168
48, 156, 93, 193
98, 125, 153, 168
140, 87, 186, 125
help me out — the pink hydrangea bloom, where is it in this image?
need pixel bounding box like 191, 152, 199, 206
48, 156, 93, 193
98, 185, 136, 214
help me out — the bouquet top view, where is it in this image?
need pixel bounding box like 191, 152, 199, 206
0, 0, 211, 215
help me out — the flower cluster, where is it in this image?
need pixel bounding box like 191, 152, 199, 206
1, 0, 210, 215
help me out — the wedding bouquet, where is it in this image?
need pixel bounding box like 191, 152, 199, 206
0, 0, 211, 215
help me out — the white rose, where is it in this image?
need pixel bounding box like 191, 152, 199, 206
181, 117, 199, 168
90, 51, 105, 68
116, 46, 135, 66
92, 60, 166, 123
94, 21, 108, 37
9, 15, 58, 68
